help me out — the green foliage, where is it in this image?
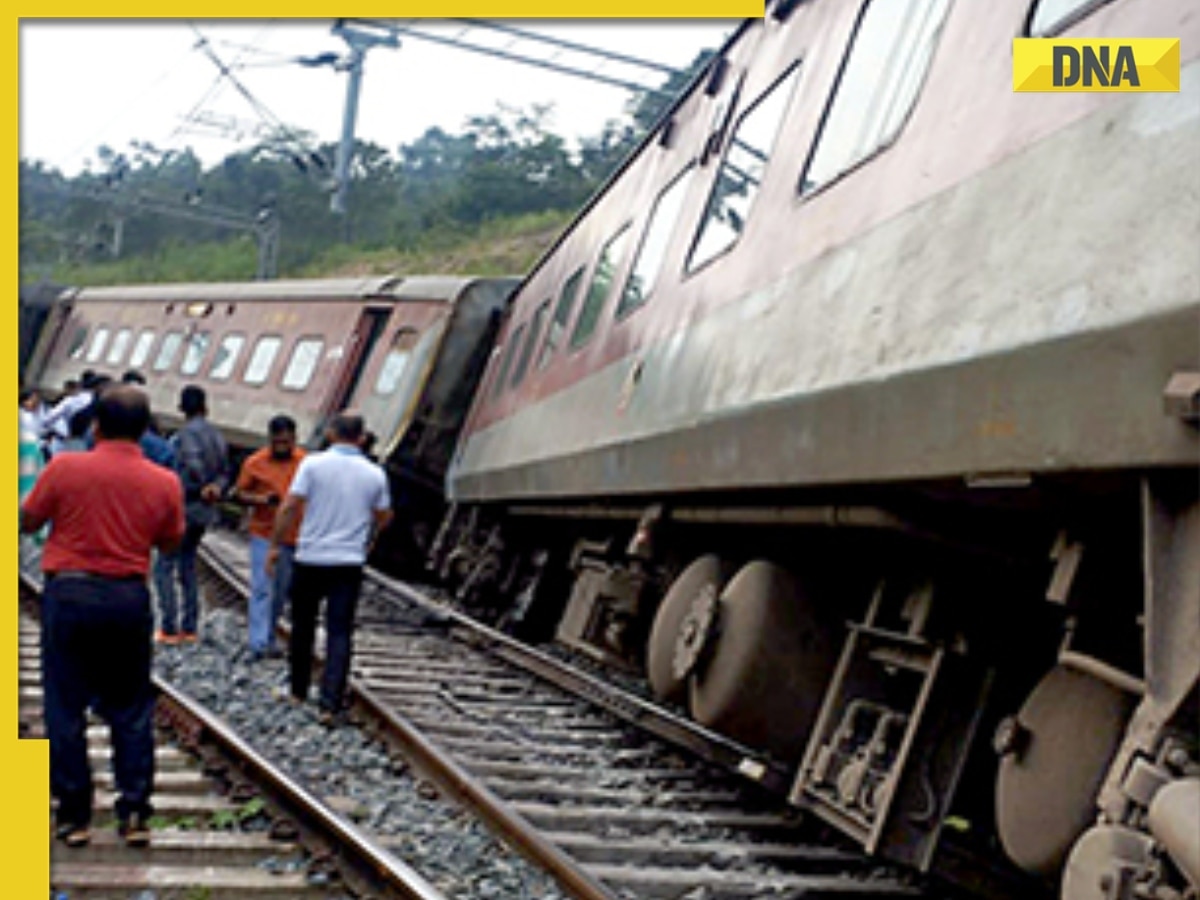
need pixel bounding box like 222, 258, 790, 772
147, 813, 200, 830
237, 797, 267, 820
18, 81, 704, 286
301, 209, 572, 278
54, 239, 262, 286
209, 796, 268, 831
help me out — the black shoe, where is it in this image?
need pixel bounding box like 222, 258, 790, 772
272, 687, 304, 706
119, 812, 151, 847
55, 821, 91, 847
317, 709, 341, 728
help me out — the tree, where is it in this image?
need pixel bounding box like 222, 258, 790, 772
18, 90, 672, 284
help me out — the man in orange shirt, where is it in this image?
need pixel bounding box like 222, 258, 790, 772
231, 415, 305, 660
22, 385, 185, 848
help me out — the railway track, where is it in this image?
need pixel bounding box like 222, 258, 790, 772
200, 528, 938, 900
19, 611, 357, 898
19, 538, 447, 900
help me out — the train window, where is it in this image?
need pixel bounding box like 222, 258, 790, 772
571, 223, 633, 349
153, 331, 183, 372
617, 165, 695, 319
281, 338, 324, 391
179, 330, 211, 376
538, 266, 585, 370
128, 329, 156, 369
689, 64, 800, 272
491, 323, 526, 398
801, 0, 951, 194
1028, 0, 1113, 36
67, 325, 89, 360
209, 333, 246, 381
84, 327, 111, 363
243, 336, 282, 386
511, 300, 550, 388
105, 328, 133, 365
374, 329, 420, 396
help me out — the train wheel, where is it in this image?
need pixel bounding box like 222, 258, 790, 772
689, 560, 837, 761
646, 555, 729, 705
995, 663, 1136, 878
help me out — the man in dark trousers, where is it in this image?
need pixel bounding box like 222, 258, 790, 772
21, 384, 185, 847
154, 384, 229, 643
270, 411, 392, 724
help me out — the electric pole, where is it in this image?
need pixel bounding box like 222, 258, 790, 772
329, 20, 399, 215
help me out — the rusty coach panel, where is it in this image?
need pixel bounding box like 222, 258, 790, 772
449, 0, 1200, 505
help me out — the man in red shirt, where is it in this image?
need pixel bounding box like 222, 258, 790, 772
230, 415, 304, 659
21, 385, 185, 848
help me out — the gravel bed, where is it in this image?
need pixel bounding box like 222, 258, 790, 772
154, 606, 568, 900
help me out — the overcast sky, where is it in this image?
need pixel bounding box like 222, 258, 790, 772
19, 19, 736, 176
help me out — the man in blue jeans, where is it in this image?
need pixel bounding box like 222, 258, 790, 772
154, 385, 229, 643
22, 385, 185, 847
270, 411, 392, 724
231, 415, 304, 659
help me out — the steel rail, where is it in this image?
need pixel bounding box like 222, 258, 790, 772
366, 568, 795, 794
152, 677, 448, 900
352, 681, 620, 900
20, 565, 446, 900
198, 543, 618, 900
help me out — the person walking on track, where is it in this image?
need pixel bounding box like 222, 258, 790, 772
231, 414, 305, 660
270, 411, 392, 725
21, 384, 185, 848
153, 385, 229, 644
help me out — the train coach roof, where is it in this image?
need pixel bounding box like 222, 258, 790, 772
390, 275, 518, 301
60, 275, 505, 305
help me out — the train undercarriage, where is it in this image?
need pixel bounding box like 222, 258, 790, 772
427, 470, 1199, 900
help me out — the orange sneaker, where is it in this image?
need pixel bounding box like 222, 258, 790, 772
178, 631, 199, 644
154, 630, 180, 646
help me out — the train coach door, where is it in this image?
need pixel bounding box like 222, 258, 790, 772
324, 306, 390, 419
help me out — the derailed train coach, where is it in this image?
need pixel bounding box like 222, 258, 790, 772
23, 275, 517, 570
430, 1, 1200, 898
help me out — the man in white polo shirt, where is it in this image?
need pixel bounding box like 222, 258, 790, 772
269, 411, 393, 723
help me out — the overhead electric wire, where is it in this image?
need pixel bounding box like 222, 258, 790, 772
360, 18, 684, 101
183, 22, 324, 168
171, 67, 236, 144
187, 25, 292, 136
194, 39, 306, 68
170, 22, 273, 145
456, 19, 680, 77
